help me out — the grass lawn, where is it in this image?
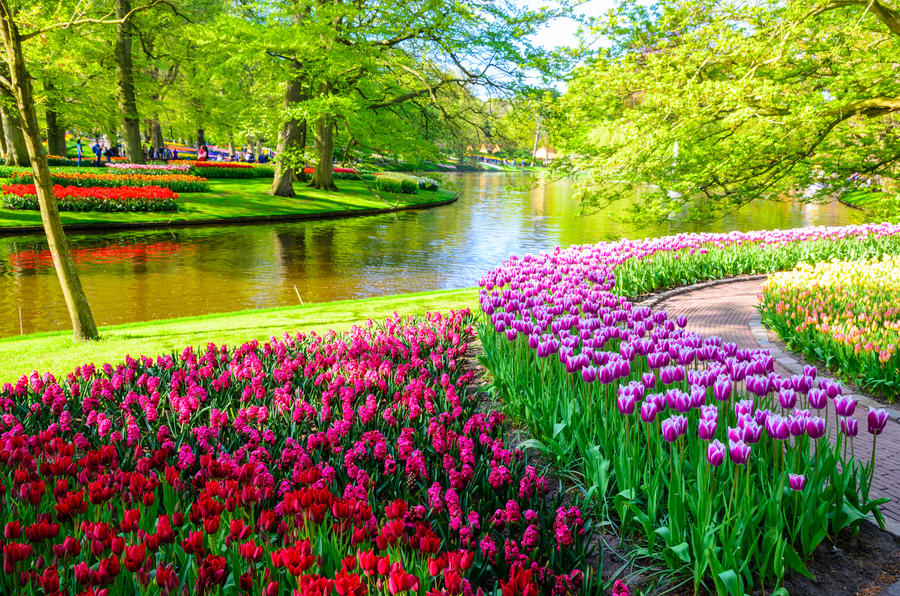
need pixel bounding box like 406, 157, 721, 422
0, 177, 456, 230
0, 287, 479, 383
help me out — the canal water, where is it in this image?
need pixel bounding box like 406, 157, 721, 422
0, 172, 862, 337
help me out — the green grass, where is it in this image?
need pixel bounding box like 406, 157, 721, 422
0, 287, 478, 383
0, 177, 456, 229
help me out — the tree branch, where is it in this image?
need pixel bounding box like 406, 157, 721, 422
811, 1, 900, 37
19, 0, 170, 41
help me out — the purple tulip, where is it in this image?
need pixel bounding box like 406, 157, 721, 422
661, 415, 687, 442
734, 399, 754, 418
788, 415, 806, 437
834, 395, 856, 417
699, 418, 717, 440
713, 377, 732, 401
807, 388, 827, 410
581, 365, 597, 383
840, 417, 859, 437
868, 408, 889, 436
803, 365, 818, 380
690, 385, 706, 408
788, 474, 805, 491
754, 408, 771, 427
641, 372, 656, 389
676, 315, 688, 328
617, 392, 636, 416
778, 388, 797, 410
727, 427, 742, 443
765, 414, 790, 440
821, 378, 842, 399
707, 439, 726, 466
728, 439, 751, 465
640, 402, 658, 424
700, 404, 719, 421
806, 416, 826, 440
648, 392, 666, 412
741, 421, 763, 444
599, 365, 614, 384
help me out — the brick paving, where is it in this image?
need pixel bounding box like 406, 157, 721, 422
651, 278, 900, 526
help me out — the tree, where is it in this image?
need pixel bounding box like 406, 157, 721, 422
230, 0, 559, 197
0, 0, 165, 340
556, 1, 900, 222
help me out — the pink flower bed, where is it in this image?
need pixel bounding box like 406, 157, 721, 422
0, 311, 591, 595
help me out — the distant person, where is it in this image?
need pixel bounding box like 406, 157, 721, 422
165, 147, 172, 161
197, 144, 208, 162
92, 140, 102, 165
102, 142, 112, 163
76, 139, 83, 167
258, 153, 267, 164
173, 149, 179, 160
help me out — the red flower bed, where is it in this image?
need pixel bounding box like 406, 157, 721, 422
172, 161, 254, 169
0, 311, 593, 594
1, 184, 179, 212
302, 167, 357, 174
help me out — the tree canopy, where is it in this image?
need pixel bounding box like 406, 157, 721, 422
555, 0, 900, 222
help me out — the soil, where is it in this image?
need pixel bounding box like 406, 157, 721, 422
783, 521, 900, 596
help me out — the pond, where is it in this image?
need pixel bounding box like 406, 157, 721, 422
0, 172, 862, 337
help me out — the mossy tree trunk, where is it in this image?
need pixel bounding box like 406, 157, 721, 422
270, 65, 305, 198
309, 115, 336, 191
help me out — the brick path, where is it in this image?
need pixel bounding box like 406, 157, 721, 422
651, 278, 900, 527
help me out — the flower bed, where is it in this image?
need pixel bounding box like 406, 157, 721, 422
477, 224, 900, 593
759, 257, 900, 401
106, 163, 193, 174
1, 184, 179, 212
0, 311, 594, 594
172, 161, 261, 179
8, 171, 209, 193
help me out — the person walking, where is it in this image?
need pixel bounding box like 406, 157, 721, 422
76, 139, 83, 167
173, 148, 179, 160
102, 141, 112, 163
92, 139, 102, 165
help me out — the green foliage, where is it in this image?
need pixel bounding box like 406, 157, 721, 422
556, 0, 900, 223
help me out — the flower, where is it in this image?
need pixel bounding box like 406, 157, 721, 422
868, 408, 890, 435
788, 474, 805, 491
728, 439, 751, 465
707, 439, 726, 466
834, 395, 857, 417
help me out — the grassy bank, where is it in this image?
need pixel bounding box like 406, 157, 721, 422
0, 177, 456, 230
0, 287, 478, 383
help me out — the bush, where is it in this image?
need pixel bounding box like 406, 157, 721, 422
374, 173, 418, 194
416, 176, 440, 191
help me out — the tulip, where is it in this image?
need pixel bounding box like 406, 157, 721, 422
713, 377, 732, 401
617, 392, 636, 416
661, 416, 686, 442
765, 414, 790, 440
806, 416, 826, 439
868, 408, 890, 436
778, 388, 797, 409
788, 474, 805, 491
840, 417, 859, 437
640, 402, 658, 424
807, 388, 827, 410
698, 418, 717, 440
834, 395, 856, 417
728, 439, 751, 465
707, 439, 726, 466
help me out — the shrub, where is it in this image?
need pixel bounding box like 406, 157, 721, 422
374, 173, 418, 194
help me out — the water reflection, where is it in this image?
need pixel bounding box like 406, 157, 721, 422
0, 172, 863, 337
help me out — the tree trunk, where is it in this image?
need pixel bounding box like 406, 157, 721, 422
149, 115, 163, 149
270, 67, 305, 197
0, 116, 7, 158
227, 131, 235, 156
0, 108, 27, 165
0, 8, 99, 340
196, 127, 205, 148
309, 116, 337, 190
44, 81, 67, 156
0, 86, 29, 166
114, 0, 143, 163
